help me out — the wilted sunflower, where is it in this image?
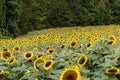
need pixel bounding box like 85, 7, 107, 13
77, 54, 88, 67
8, 56, 16, 65
86, 42, 93, 48
24, 51, 34, 60
105, 67, 120, 75
34, 58, 46, 71
115, 55, 120, 61
13, 45, 20, 52
60, 66, 80, 80
43, 60, 54, 70
1, 51, 12, 61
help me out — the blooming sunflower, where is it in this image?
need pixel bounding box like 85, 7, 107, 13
77, 54, 88, 67
60, 44, 66, 49
106, 35, 116, 45
34, 58, 46, 71
2, 47, 9, 52
24, 51, 34, 60
1, 51, 12, 61
105, 67, 120, 75
13, 45, 20, 52
0, 71, 10, 75
70, 41, 77, 48
8, 56, 16, 65
43, 60, 54, 70
86, 42, 93, 48
60, 66, 80, 80
36, 53, 44, 59
47, 49, 54, 55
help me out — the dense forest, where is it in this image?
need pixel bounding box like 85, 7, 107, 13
0, 0, 120, 37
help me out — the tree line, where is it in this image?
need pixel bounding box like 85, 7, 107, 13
0, 0, 120, 37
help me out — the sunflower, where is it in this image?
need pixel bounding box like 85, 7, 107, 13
115, 55, 120, 61
2, 47, 9, 52
77, 54, 88, 67
107, 35, 116, 44
70, 41, 76, 47
105, 67, 120, 75
1, 51, 12, 61
36, 53, 44, 59
24, 51, 34, 60
60, 66, 80, 80
43, 60, 54, 70
60, 44, 66, 49
47, 49, 54, 55
8, 56, 16, 65
34, 58, 46, 71
86, 42, 93, 48
13, 45, 20, 52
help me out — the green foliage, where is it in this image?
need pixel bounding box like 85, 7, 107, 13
0, 0, 120, 37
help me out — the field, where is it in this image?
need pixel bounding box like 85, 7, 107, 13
0, 25, 120, 80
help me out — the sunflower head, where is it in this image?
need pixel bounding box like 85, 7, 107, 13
60, 44, 66, 49
77, 54, 88, 67
2, 46, 9, 52
70, 41, 76, 47
43, 60, 54, 70
47, 49, 54, 55
60, 66, 80, 80
36, 53, 44, 59
34, 58, 46, 72
1, 51, 12, 61
8, 56, 16, 65
86, 42, 93, 48
105, 67, 120, 75
24, 51, 34, 60
13, 45, 20, 52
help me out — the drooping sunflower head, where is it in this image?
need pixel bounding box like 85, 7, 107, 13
43, 60, 54, 70
60, 66, 80, 80
34, 58, 46, 72
77, 54, 88, 67
24, 51, 34, 60
105, 67, 120, 75
13, 45, 20, 52
8, 56, 16, 65
1, 51, 12, 61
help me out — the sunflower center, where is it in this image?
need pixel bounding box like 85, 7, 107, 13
63, 70, 77, 80
26, 53, 31, 58
15, 47, 19, 51
4, 52, 11, 59
45, 61, 51, 67
79, 57, 85, 64
108, 69, 117, 73
87, 43, 91, 47
49, 50, 53, 53
71, 42, 76, 46
117, 57, 120, 60
9, 58, 14, 63
61, 45, 65, 48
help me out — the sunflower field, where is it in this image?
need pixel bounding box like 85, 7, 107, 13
0, 25, 120, 80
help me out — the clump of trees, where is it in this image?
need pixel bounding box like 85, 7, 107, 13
0, 0, 120, 37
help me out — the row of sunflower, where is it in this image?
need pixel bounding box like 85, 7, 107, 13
0, 25, 120, 80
